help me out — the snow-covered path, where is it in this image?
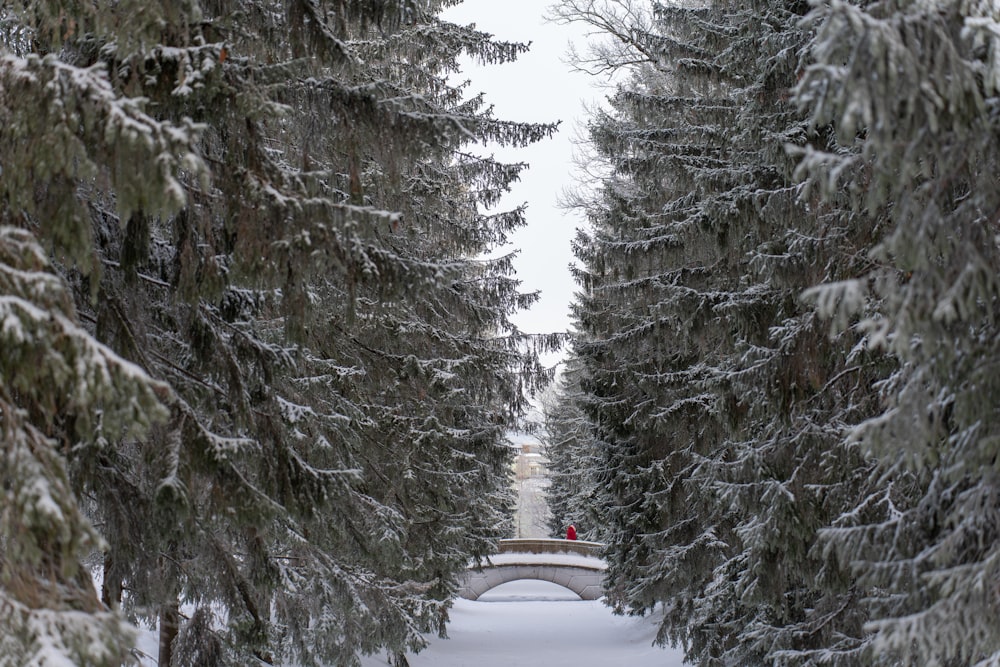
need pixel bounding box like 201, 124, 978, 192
360, 580, 686, 667
133, 579, 686, 666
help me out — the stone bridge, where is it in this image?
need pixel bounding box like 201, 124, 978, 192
457, 538, 606, 601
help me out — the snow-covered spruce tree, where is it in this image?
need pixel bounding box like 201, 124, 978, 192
559, 5, 756, 651
0, 227, 170, 667
0, 23, 205, 663
794, 0, 1000, 663
2, 1, 555, 664
641, 3, 892, 664
556, 0, 890, 663
252, 19, 559, 660
550, 0, 735, 628
542, 356, 604, 541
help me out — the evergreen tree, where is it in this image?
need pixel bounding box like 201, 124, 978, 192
1, 1, 555, 664
0, 25, 199, 665
557, 0, 1000, 663
0, 228, 168, 666
795, 0, 1000, 662
554, 0, 888, 663
542, 356, 603, 541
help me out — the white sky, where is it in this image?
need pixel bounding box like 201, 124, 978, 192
441, 0, 603, 369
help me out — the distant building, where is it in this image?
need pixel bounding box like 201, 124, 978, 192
508, 435, 549, 480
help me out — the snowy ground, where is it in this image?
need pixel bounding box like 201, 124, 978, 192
132, 580, 686, 666
360, 580, 686, 667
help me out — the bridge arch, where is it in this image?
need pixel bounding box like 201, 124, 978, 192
457, 539, 606, 601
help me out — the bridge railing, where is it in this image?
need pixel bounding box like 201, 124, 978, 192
497, 538, 603, 559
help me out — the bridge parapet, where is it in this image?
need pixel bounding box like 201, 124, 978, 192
497, 538, 603, 558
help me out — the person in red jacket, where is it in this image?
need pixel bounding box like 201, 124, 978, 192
566, 524, 577, 540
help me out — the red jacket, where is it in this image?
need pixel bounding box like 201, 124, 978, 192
566, 525, 577, 540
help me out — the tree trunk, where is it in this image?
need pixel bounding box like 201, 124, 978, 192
158, 599, 180, 667
100, 551, 122, 609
